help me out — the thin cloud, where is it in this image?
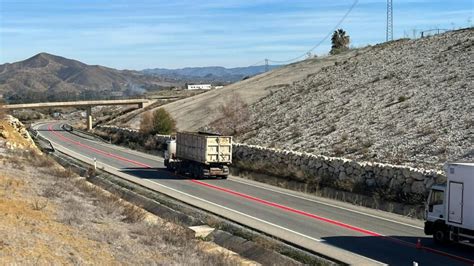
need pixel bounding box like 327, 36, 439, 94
0, 0, 472, 69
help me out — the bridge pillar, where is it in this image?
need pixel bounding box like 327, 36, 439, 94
138, 102, 145, 108
86, 106, 93, 131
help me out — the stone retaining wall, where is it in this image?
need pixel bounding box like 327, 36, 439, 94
233, 144, 445, 205
93, 125, 446, 204
94, 125, 170, 150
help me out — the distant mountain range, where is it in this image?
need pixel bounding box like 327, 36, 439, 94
0, 53, 177, 103
0, 52, 278, 103
142, 65, 279, 83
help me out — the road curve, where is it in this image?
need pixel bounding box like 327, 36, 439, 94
33, 122, 474, 265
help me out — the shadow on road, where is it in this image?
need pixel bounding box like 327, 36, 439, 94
35, 128, 68, 132
322, 235, 473, 266
119, 167, 186, 180
119, 167, 227, 181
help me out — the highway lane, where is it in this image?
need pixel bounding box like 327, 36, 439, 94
34, 122, 474, 265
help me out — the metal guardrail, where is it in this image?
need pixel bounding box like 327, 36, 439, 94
28, 127, 55, 153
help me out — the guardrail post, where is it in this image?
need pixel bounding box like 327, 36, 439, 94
93, 157, 97, 170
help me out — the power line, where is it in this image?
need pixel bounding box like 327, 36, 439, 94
266, 0, 359, 64
248, 59, 266, 67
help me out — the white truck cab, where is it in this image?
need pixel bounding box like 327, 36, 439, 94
425, 163, 474, 247
426, 185, 446, 223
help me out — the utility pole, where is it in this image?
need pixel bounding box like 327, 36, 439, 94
386, 0, 393, 41
265, 59, 269, 72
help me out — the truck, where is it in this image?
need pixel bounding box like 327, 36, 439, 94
424, 162, 474, 247
164, 132, 232, 179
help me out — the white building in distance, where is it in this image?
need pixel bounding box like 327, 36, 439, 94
186, 84, 212, 90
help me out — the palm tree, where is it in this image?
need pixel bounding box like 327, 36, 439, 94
330, 29, 350, 55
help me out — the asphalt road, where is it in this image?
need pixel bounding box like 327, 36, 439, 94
34, 122, 474, 265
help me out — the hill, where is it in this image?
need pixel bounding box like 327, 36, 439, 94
127, 28, 473, 169
142, 65, 279, 83
0, 53, 177, 103
240, 28, 473, 169
126, 46, 366, 130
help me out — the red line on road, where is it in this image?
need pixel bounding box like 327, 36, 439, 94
45, 123, 474, 265
47, 124, 151, 168
190, 179, 381, 236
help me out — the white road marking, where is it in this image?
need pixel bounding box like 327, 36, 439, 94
144, 178, 324, 241
228, 178, 424, 230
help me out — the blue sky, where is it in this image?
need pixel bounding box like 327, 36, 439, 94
0, 0, 472, 69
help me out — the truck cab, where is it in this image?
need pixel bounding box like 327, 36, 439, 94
425, 185, 448, 243
424, 163, 474, 247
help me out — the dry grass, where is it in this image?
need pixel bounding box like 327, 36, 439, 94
0, 177, 117, 265
31, 198, 48, 211
121, 205, 147, 223
0, 145, 242, 265
0, 103, 5, 120
50, 167, 75, 178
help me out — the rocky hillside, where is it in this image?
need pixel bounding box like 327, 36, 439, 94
240, 28, 473, 170
0, 53, 176, 103
137, 28, 473, 170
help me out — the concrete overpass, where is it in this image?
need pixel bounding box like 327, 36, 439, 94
3, 99, 149, 130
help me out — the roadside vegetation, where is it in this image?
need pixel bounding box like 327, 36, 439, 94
210, 93, 251, 136
0, 101, 5, 118
330, 28, 350, 55
140, 108, 176, 135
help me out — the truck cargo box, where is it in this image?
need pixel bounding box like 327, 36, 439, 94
176, 132, 232, 165
446, 163, 474, 230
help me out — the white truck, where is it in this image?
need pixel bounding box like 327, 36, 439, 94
425, 162, 474, 247
164, 132, 232, 179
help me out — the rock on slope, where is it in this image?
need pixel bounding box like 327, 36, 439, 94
0, 115, 37, 151
241, 28, 473, 170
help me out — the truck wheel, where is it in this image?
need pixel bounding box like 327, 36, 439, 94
433, 227, 448, 244
189, 165, 195, 178
190, 165, 199, 179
